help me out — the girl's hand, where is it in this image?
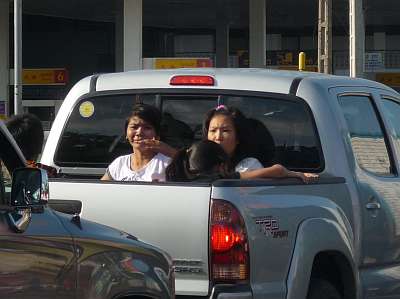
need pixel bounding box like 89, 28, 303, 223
294, 172, 319, 183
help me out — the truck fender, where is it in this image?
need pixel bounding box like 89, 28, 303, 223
286, 217, 358, 299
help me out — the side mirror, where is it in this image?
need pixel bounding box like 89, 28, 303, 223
11, 168, 49, 207
48, 200, 82, 215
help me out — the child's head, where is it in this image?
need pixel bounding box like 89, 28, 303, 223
6, 113, 44, 161
166, 140, 229, 182
187, 140, 228, 174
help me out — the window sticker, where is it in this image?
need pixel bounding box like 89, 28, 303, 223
79, 101, 95, 118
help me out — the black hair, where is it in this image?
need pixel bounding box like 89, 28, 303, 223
124, 104, 162, 137
245, 118, 275, 166
202, 106, 251, 168
6, 113, 44, 161
166, 140, 229, 182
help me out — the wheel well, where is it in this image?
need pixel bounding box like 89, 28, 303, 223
310, 251, 356, 299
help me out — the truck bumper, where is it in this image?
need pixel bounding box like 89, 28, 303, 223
210, 284, 252, 299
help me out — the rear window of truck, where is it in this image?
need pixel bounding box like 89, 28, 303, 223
55, 92, 323, 172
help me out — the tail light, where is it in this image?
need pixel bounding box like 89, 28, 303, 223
210, 199, 249, 283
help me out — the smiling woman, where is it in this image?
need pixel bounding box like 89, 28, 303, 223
100, 104, 172, 182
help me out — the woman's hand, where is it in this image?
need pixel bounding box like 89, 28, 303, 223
139, 138, 178, 157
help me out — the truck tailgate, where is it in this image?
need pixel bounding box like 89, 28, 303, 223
48, 180, 211, 296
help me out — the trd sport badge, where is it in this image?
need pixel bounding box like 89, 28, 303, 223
254, 216, 288, 239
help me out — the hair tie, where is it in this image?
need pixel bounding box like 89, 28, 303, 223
215, 104, 227, 111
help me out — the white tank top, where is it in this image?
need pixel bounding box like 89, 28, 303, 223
106, 153, 171, 182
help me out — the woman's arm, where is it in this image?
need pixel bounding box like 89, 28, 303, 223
140, 139, 178, 158
100, 172, 111, 180
239, 164, 318, 183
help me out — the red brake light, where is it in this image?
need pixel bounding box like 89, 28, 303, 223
211, 225, 245, 252
170, 75, 215, 86
210, 199, 249, 283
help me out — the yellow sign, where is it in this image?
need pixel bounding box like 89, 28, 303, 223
376, 73, 400, 87
22, 68, 68, 85
154, 58, 213, 69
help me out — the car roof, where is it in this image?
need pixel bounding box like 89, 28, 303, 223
93, 68, 393, 95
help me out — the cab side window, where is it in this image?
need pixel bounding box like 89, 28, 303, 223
381, 98, 400, 160
0, 161, 11, 204
338, 95, 393, 176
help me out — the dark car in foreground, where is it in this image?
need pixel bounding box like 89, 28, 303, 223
0, 120, 174, 299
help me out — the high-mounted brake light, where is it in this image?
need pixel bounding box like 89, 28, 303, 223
170, 75, 215, 86
210, 199, 249, 283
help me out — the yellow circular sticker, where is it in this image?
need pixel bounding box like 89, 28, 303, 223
79, 101, 95, 118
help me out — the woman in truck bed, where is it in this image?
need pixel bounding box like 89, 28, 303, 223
101, 104, 172, 182
204, 105, 318, 183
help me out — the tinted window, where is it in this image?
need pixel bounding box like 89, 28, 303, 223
381, 98, 400, 159
0, 161, 8, 204
338, 95, 392, 175
56, 92, 322, 171
0, 133, 18, 204
162, 95, 216, 147
56, 95, 136, 167
225, 96, 322, 170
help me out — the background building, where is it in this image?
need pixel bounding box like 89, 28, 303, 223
0, 0, 399, 126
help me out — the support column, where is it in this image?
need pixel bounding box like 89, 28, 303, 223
123, 0, 142, 71
349, 0, 365, 78
216, 0, 229, 68
318, 0, 332, 74
0, 0, 9, 117
14, 0, 22, 115
249, 0, 266, 68
115, 0, 124, 72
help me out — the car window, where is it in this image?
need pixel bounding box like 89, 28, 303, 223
225, 95, 322, 170
0, 127, 23, 204
1, 161, 12, 204
161, 95, 217, 148
338, 94, 393, 176
381, 97, 400, 160
55, 93, 218, 167
56, 94, 144, 167
56, 92, 323, 172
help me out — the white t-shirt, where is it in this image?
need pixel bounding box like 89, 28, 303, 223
235, 157, 263, 172
106, 153, 171, 182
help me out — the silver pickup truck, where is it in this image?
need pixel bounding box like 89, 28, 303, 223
41, 68, 400, 299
